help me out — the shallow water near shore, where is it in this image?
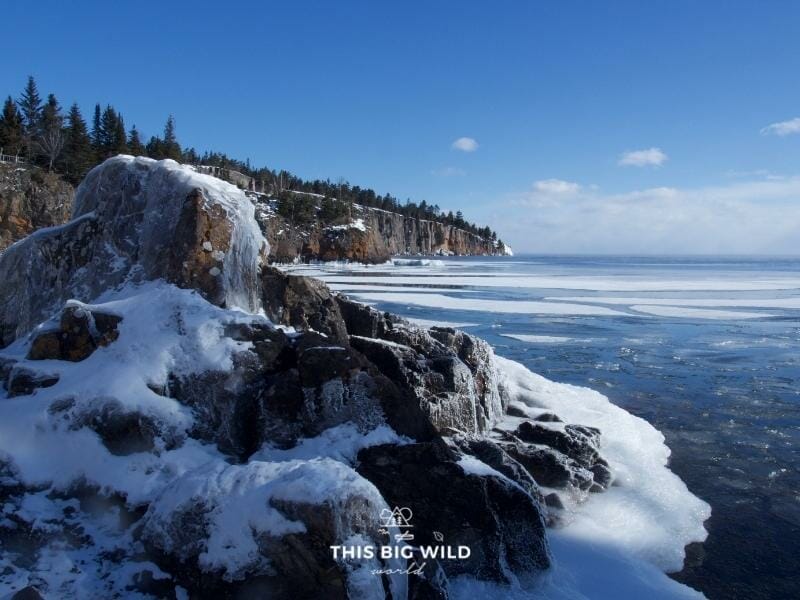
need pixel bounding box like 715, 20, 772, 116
287, 255, 800, 599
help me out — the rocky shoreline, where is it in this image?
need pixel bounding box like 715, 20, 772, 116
0, 157, 616, 598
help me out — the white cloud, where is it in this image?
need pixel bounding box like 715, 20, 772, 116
431, 166, 466, 177
533, 179, 581, 194
760, 117, 800, 136
475, 176, 800, 254
618, 147, 668, 167
451, 137, 479, 152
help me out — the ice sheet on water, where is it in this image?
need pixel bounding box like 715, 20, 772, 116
348, 292, 628, 316
547, 295, 800, 310
630, 305, 774, 319
316, 274, 800, 292
502, 334, 576, 344
390, 258, 446, 267
406, 317, 479, 329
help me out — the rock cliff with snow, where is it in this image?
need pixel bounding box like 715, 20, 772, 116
0, 163, 73, 252
260, 201, 509, 263
0, 161, 510, 264
0, 156, 707, 599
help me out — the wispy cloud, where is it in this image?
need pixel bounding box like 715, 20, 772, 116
451, 137, 479, 152
618, 147, 668, 167
477, 176, 800, 254
760, 117, 800, 136
533, 179, 581, 194
431, 166, 466, 177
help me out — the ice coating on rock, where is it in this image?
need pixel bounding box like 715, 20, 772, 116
72, 155, 269, 312
0, 155, 268, 346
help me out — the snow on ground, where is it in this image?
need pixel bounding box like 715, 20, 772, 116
0, 282, 243, 502
0, 282, 405, 598
251, 423, 409, 464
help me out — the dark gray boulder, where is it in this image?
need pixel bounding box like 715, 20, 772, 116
261, 267, 349, 344
357, 440, 551, 583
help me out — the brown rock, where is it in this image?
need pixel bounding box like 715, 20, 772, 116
261, 266, 349, 343
6, 367, 59, 397
0, 163, 73, 252
28, 305, 121, 362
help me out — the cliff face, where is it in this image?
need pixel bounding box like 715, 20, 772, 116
0, 163, 73, 252
260, 201, 507, 264
0, 160, 510, 263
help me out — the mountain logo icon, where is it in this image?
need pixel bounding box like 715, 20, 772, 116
379, 506, 414, 529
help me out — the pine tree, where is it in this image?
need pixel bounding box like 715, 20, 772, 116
18, 76, 43, 159
18, 76, 42, 135
62, 103, 94, 183
145, 135, 163, 159
91, 103, 102, 150
97, 105, 120, 159
162, 115, 181, 161
41, 94, 63, 133
113, 112, 128, 155
0, 97, 24, 157
128, 125, 145, 156
182, 147, 199, 164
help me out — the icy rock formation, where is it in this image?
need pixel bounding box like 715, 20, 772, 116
0, 155, 267, 346
0, 156, 631, 599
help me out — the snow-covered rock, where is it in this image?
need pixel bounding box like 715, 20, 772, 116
0, 156, 268, 347
141, 459, 400, 599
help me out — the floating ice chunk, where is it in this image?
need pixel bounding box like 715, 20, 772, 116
502, 334, 575, 344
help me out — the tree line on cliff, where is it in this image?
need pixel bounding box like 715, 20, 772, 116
0, 76, 500, 242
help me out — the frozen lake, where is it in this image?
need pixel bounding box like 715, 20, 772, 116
287, 255, 800, 599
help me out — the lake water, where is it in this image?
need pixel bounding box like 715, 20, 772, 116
287, 255, 800, 600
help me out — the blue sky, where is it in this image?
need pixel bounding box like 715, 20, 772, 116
2, 1, 799, 253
